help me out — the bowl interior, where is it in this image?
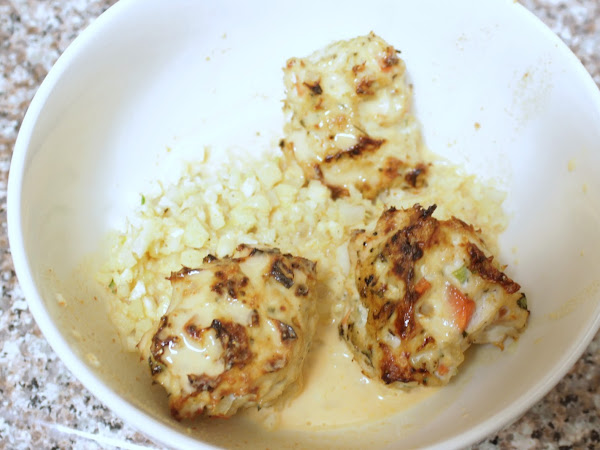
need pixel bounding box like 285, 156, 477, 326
9, 0, 600, 448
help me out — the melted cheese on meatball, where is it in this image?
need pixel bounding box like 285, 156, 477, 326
140, 245, 318, 419
340, 204, 529, 387
281, 32, 427, 200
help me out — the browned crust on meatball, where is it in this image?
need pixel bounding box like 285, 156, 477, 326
466, 242, 521, 294
211, 319, 252, 369
323, 136, 385, 163
379, 343, 428, 384
404, 163, 429, 188
303, 80, 323, 95
355, 205, 437, 342
380, 46, 400, 70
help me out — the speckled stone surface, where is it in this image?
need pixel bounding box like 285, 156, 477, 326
1, 0, 598, 449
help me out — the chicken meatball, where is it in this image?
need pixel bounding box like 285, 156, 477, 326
140, 245, 318, 419
340, 204, 529, 387
281, 32, 427, 200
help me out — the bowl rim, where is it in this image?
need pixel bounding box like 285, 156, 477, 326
6, 0, 600, 448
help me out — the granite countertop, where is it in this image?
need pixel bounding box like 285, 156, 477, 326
0, 0, 598, 449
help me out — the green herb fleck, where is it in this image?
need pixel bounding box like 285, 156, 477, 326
141, 194, 146, 205
517, 293, 528, 310
108, 279, 117, 294
452, 265, 469, 284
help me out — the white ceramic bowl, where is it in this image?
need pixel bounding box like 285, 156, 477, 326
8, 0, 600, 448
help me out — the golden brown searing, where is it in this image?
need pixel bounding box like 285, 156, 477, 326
140, 245, 318, 419
340, 204, 529, 387
281, 32, 427, 200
